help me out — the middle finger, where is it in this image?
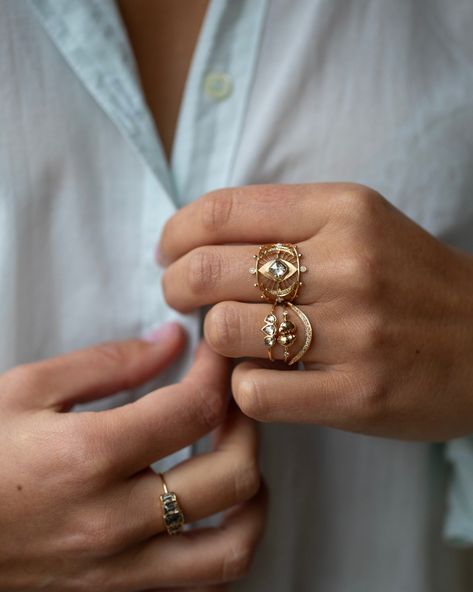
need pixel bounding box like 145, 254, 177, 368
96, 409, 260, 550
161, 241, 338, 313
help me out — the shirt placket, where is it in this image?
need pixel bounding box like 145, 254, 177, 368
171, 0, 268, 204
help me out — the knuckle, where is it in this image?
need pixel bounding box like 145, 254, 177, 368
193, 383, 227, 430
80, 525, 109, 556
232, 458, 261, 502
201, 190, 235, 234
336, 184, 380, 218
205, 303, 241, 354
348, 252, 384, 299
4, 363, 45, 393
67, 433, 93, 473
70, 513, 118, 558
187, 248, 222, 296
357, 312, 388, 353
222, 542, 254, 582
58, 418, 110, 486
65, 427, 104, 484
93, 342, 128, 368
91, 342, 134, 391
328, 368, 390, 433
351, 371, 389, 430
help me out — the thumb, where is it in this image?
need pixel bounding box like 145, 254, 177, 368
8, 322, 186, 410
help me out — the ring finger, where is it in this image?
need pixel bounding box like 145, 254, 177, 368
203, 300, 352, 365
104, 487, 267, 590
100, 408, 260, 549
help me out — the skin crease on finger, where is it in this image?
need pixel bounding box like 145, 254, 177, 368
159, 183, 473, 441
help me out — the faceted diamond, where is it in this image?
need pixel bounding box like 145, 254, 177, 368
279, 320, 295, 333
277, 333, 296, 346
269, 259, 289, 280
264, 314, 277, 323
264, 336, 276, 347
262, 324, 276, 336
165, 512, 183, 526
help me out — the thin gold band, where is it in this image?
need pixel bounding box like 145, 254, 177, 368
286, 302, 313, 366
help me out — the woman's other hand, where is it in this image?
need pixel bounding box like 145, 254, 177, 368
0, 325, 265, 590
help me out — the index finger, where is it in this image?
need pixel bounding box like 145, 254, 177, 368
87, 341, 231, 476
159, 184, 332, 265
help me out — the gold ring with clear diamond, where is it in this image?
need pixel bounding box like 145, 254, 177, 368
250, 243, 307, 303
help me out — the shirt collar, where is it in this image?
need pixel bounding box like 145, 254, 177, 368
29, 0, 175, 204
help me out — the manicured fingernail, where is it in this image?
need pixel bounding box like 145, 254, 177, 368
142, 322, 181, 343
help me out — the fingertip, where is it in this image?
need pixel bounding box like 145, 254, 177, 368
231, 363, 270, 423
141, 322, 187, 369
142, 321, 186, 346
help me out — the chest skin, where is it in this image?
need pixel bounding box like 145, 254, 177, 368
117, 0, 209, 161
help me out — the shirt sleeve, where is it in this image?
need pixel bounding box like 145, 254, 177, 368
444, 436, 473, 547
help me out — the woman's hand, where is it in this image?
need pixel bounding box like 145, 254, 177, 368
0, 325, 265, 591
159, 184, 473, 440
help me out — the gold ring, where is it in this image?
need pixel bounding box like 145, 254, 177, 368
261, 307, 278, 362
286, 302, 313, 366
262, 302, 313, 365
261, 303, 299, 363
250, 243, 307, 303
159, 473, 185, 535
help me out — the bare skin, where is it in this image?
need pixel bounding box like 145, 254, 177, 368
117, 0, 209, 160
159, 183, 473, 440
0, 326, 265, 591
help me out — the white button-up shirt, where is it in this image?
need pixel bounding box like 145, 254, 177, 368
2, 1, 473, 590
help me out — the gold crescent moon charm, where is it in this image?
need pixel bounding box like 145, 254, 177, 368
286, 302, 313, 365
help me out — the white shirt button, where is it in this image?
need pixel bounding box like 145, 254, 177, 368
203, 72, 233, 101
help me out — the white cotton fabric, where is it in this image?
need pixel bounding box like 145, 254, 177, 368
1, 1, 473, 590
